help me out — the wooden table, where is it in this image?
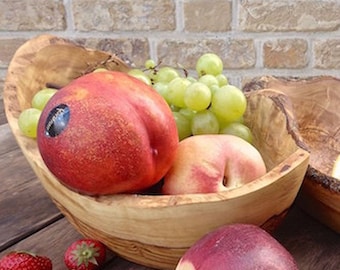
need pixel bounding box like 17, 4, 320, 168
1, 97, 340, 270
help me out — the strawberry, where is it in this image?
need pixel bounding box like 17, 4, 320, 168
0, 251, 52, 270
64, 239, 106, 270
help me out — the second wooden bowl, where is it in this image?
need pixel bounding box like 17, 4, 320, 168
244, 76, 340, 233
4, 35, 310, 269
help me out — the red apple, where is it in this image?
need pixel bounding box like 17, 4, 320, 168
37, 71, 178, 195
176, 223, 298, 270
162, 134, 266, 195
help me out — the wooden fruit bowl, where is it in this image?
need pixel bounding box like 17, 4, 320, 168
244, 76, 340, 233
4, 35, 310, 270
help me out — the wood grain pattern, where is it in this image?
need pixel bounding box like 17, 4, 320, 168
244, 76, 340, 233
274, 205, 340, 270
0, 78, 5, 125
0, 124, 62, 251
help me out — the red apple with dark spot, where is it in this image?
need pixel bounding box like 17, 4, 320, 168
37, 71, 178, 195
176, 223, 298, 270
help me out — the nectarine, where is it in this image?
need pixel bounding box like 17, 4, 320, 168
176, 223, 298, 270
37, 71, 178, 195
162, 134, 266, 195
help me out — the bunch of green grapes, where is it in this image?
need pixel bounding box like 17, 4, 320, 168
128, 53, 253, 143
18, 88, 58, 138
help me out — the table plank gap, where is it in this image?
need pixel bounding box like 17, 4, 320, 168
0, 148, 39, 194
0, 98, 7, 126
1, 151, 64, 253
105, 255, 156, 270
0, 123, 20, 156
0, 213, 64, 252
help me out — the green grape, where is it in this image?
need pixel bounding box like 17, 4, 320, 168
172, 111, 192, 141
198, 74, 219, 89
216, 73, 229, 86
155, 66, 179, 83
220, 122, 254, 144
186, 76, 197, 83
92, 67, 108, 73
236, 115, 245, 124
128, 69, 151, 85
31, 88, 58, 111
184, 82, 212, 111
170, 104, 180, 112
215, 113, 245, 129
153, 82, 169, 99
179, 107, 196, 121
145, 59, 156, 69
191, 110, 219, 135
18, 108, 42, 138
210, 84, 220, 96
167, 77, 191, 108
211, 85, 247, 123
196, 53, 223, 77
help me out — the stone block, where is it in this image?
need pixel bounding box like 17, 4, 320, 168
183, 0, 232, 32
72, 0, 176, 31
263, 39, 308, 68
240, 0, 340, 32
0, 0, 66, 31
314, 39, 340, 69
157, 38, 256, 70
75, 38, 150, 68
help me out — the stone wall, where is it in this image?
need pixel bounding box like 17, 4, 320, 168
1, 0, 340, 88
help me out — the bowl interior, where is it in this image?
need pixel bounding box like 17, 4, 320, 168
244, 76, 340, 190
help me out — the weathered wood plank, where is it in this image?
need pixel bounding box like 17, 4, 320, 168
274, 205, 340, 270
0, 147, 36, 190
0, 123, 19, 157
1, 76, 6, 126
0, 124, 62, 251
106, 256, 156, 269
0, 99, 5, 126
0, 176, 63, 251
0, 176, 63, 249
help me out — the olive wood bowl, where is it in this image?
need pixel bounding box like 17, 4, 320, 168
244, 76, 340, 233
4, 35, 310, 269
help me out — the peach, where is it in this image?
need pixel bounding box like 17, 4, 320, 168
162, 134, 266, 195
